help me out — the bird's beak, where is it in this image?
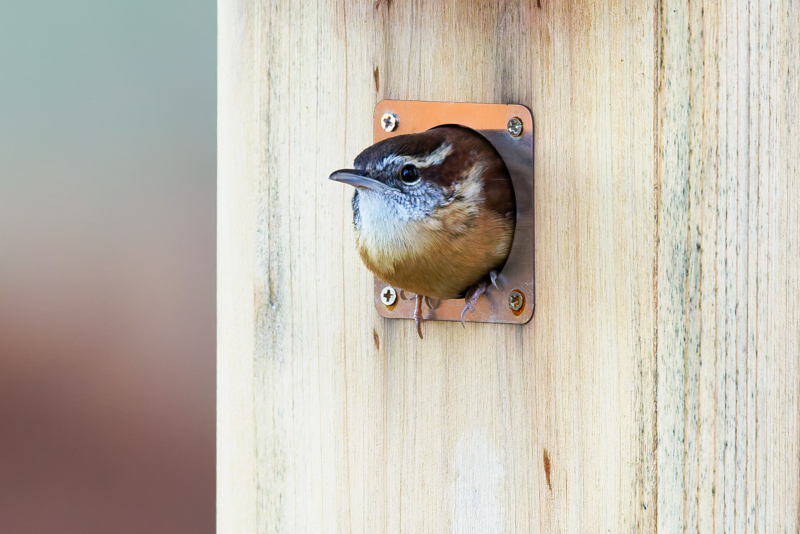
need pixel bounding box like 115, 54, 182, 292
329, 169, 396, 192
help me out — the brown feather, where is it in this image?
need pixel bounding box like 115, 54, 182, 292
430, 126, 515, 220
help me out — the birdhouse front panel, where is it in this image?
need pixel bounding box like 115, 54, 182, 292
218, 1, 800, 532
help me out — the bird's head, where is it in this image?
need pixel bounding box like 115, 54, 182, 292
329, 126, 513, 233
329, 128, 459, 224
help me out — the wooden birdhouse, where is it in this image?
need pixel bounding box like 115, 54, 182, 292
219, 1, 800, 531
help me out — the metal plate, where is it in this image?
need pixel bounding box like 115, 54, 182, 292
372, 100, 534, 325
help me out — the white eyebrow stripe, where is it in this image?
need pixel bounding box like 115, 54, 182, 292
377, 142, 453, 170
410, 142, 452, 168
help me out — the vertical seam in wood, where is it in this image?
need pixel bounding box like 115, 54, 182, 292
711, 0, 721, 529
745, 0, 752, 523
695, 2, 707, 528
683, 4, 693, 527
684, 6, 697, 531
795, 80, 800, 534
695, 4, 709, 533
779, 45, 800, 523
653, 0, 664, 530
752, 0, 760, 519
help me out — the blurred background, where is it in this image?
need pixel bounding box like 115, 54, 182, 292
0, 1, 215, 533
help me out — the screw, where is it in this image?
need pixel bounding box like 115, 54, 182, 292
507, 117, 523, 137
380, 286, 397, 306
508, 290, 524, 311
381, 112, 398, 132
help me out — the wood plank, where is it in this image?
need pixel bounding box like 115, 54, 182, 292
217, 1, 258, 532
655, 0, 800, 531
528, 2, 657, 532
218, 0, 800, 531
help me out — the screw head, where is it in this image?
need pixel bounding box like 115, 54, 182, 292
508, 290, 524, 311
507, 117, 523, 137
380, 286, 397, 306
381, 112, 398, 132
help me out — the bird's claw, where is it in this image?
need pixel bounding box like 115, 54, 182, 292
489, 270, 501, 291
460, 281, 489, 328
460, 303, 473, 328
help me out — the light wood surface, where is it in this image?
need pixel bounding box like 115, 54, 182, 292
218, 0, 800, 532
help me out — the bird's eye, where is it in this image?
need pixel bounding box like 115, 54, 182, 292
400, 165, 419, 184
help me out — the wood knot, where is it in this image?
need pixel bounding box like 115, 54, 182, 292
543, 448, 552, 490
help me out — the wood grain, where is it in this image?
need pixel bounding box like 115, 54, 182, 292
218, 0, 800, 532
656, 0, 800, 531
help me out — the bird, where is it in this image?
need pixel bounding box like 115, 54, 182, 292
329, 125, 516, 339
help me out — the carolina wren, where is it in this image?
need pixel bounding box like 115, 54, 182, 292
329, 126, 516, 338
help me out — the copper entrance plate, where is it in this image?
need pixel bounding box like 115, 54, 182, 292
372, 100, 534, 325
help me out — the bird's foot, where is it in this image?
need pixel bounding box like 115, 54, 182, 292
414, 294, 424, 339
399, 291, 437, 338
459, 270, 504, 327
460, 281, 489, 328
